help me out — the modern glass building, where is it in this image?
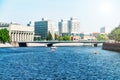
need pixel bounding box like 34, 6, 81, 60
35, 18, 55, 40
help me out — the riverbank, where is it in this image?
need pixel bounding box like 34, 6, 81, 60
103, 43, 120, 52
0, 43, 13, 48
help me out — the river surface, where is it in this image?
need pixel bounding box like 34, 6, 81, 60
0, 46, 120, 80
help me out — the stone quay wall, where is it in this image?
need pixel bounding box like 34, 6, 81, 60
102, 43, 120, 52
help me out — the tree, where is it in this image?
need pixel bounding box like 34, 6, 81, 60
63, 35, 70, 41
46, 31, 53, 40
108, 25, 120, 42
34, 37, 41, 41
55, 33, 59, 40
58, 36, 63, 41
96, 34, 108, 41
0, 28, 11, 43
58, 35, 70, 41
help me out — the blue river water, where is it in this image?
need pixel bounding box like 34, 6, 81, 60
0, 46, 120, 80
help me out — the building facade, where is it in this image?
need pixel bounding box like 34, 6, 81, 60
68, 18, 80, 35
58, 18, 80, 36
90, 32, 100, 38
10, 24, 34, 42
0, 22, 34, 42
35, 18, 55, 40
58, 19, 69, 36
100, 27, 105, 33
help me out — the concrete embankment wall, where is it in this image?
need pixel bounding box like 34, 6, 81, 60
53, 43, 84, 47
14, 43, 103, 47
0, 43, 13, 47
27, 43, 102, 47
27, 43, 84, 47
27, 43, 46, 47
103, 43, 120, 52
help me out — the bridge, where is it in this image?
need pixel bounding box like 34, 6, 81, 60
18, 40, 107, 47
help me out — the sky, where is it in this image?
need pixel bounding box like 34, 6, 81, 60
0, 0, 120, 33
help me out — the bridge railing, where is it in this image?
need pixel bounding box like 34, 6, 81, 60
18, 40, 108, 43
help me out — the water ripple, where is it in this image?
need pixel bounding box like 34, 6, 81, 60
0, 47, 120, 80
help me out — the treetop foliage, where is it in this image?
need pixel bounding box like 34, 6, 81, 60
0, 28, 11, 43
108, 25, 120, 42
96, 34, 108, 41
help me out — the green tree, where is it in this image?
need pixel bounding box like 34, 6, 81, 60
63, 35, 70, 41
58, 36, 63, 41
55, 33, 59, 40
34, 37, 41, 41
108, 25, 120, 42
58, 35, 70, 41
0, 28, 11, 43
96, 34, 108, 41
46, 31, 53, 40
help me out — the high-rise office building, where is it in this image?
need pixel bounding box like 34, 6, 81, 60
100, 27, 105, 33
58, 18, 80, 36
68, 18, 80, 35
35, 18, 55, 40
58, 19, 69, 36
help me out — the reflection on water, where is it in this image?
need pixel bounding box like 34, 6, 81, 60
0, 47, 120, 80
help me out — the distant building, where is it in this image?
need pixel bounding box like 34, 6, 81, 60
27, 21, 34, 26
58, 17, 80, 40
0, 22, 9, 27
90, 32, 100, 37
100, 27, 105, 33
34, 18, 55, 40
58, 19, 69, 36
68, 18, 80, 35
0, 22, 34, 42
80, 33, 84, 39
84, 34, 96, 41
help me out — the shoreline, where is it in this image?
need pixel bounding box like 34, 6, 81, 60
0, 43, 14, 48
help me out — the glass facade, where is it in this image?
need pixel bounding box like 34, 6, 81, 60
35, 21, 48, 39
35, 19, 54, 40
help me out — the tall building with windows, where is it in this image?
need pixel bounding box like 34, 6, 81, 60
35, 18, 55, 40
100, 27, 105, 33
58, 18, 80, 36
0, 22, 34, 42
68, 18, 80, 36
58, 19, 69, 36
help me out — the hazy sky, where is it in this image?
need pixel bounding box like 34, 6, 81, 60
0, 0, 120, 33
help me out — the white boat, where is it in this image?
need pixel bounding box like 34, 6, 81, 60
93, 51, 98, 54
51, 46, 57, 49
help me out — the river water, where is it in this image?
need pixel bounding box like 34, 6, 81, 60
0, 46, 120, 80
